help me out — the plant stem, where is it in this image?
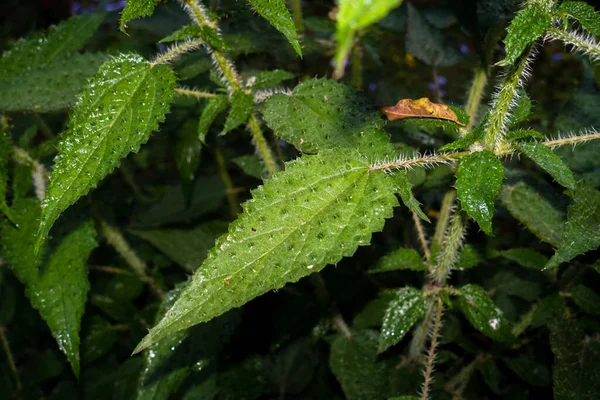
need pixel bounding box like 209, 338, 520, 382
289, 0, 304, 34
174, 87, 217, 99
351, 45, 363, 90
151, 38, 205, 66
544, 131, 600, 148
32, 113, 55, 139
433, 190, 456, 247
445, 354, 486, 399
214, 147, 241, 217
409, 297, 436, 362
464, 67, 487, 130
412, 210, 431, 262
420, 298, 444, 400
98, 219, 165, 299
248, 114, 279, 177
432, 209, 467, 284
547, 27, 600, 62
0, 327, 21, 396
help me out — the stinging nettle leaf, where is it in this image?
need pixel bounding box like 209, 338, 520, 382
515, 141, 576, 189
392, 171, 430, 222
500, 248, 549, 270
250, 69, 295, 90
507, 91, 533, 127
506, 129, 545, 142
369, 248, 427, 273
456, 151, 504, 235
378, 287, 426, 353
546, 182, 600, 269
221, 90, 254, 135
120, 0, 160, 32
134, 149, 399, 351
198, 94, 228, 143
457, 284, 514, 342
559, 1, 600, 37
247, 0, 302, 56
37, 54, 176, 251
571, 285, 600, 316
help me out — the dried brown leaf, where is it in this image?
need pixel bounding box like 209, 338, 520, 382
379, 98, 465, 126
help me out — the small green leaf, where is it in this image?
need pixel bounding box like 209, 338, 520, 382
221, 90, 253, 135
393, 171, 430, 222
378, 287, 426, 353
497, 3, 552, 66
120, 0, 160, 31
0, 53, 108, 113
549, 316, 600, 399
0, 12, 105, 80
247, 0, 302, 56
134, 149, 399, 351
559, 1, 600, 37
198, 95, 228, 143
353, 290, 397, 329
1, 199, 97, 376
457, 284, 514, 342
439, 123, 484, 152
500, 248, 549, 270
507, 91, 533, 127
159, 24, 227, 50
571, 285, 600, 315
500, 181, 565, 247
456, 244, 482, 270
251, 69, 295, 90
456, 151, 504, 235
0, 131, 13, 222
506, 129, 545, 142
369, 248, 427, 273
335, 0, 404, 71
263, 78, 393, 157
546, 182, 600, 269
405, 3, 462, 67
131, 222, 228, 273
233, 155, 264, 179
515, 141, 576, 189
37, 54, 176, 250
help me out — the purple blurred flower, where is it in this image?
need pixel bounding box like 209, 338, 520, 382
368, 83, 377, 92
436, 75, 447, 86
551, 52, 563, 61
459, 43, 470, 54
428, 82, 437, 91
157, 43, 167, 52
104, 0, 126, 12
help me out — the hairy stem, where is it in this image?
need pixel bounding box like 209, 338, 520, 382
151, 38, 205, 66
215, 147, 241, 217
547, 27, 600, 62
248, 114, 279, 177
545, 131, 600, 148
174, 87, 217, 99
433, 190, 456, 247
289, 0, 304, 34
420, 298, 444, 400
412, 210, 431, 262
409, 297, 436, 362
432, 209, 468, 284
0, 327, 21, 395
464, 67, 487, 130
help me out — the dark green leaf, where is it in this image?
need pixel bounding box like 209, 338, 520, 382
81, 316, 118, 365
478, 358, 502, 394
379, 287, 426, 353
500, 181, 565, 246
506, 129, 545, 142
369, 248, 426, 273
571, 285, 600, 315
0, 131, 13, 222
218, 356, 265, 400
515, 141, 576, 189
135, 150, 399, 351
160, 24, 227, 50
262, 78, 393, 157
120, 0, 160, 31
503, 354, 551, 386
456, 151, 504, 235
174, 118, 202, 197
198, 95, 228, 143
549, 316, 600, 399
456, 244, 482, 270
353, 290, 397, 329
489, 271, 540, 302
531, 294, 566, 329
37, 54, 176, 250
393, 171, 430, 222
247, 0, 302, 56
507, 91, 533, 127
497, 3, 551, 66
546, 182, 600, 268
1, 199, 97, 376
221, 90, 253, 135
439, 125, 483, 152
233, 155, 263, 179
457, 284, 514, 342
500, 248, 548, 270
559, 1, 600, 37
251, 69, 295, 90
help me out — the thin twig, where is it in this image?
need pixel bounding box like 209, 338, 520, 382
412, 211, 431, 261
420, 298, 444, 400
174, 87, 217, 99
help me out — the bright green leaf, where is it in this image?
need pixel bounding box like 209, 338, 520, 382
120, 0, 160, 31
221, 90, 253, 135
134, 149, 399, 352
500, 248, 549, 270
263, 78, 393, 157
546, 182, 600, 269
369, 248, 426, 273
497, 3, 552, 66
37, 54, 176, 251
393, 171, 430, 222
198, 95, 228, 143
457, 284, 514, 342
515, 141, 576, 189
559, 1, 600, 37
247, 0, 302, 56
571, 285, 600, 315
0, 131, 13, 222
159, 24, 227, 50
1, 198, 97, 376
439, 124, 483, 152
456, 151, 504, 235
378, 287, 426, 353
251, 69, 295, 90
0, 53, 108, 113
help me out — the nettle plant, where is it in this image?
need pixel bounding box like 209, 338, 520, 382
1, 0, 600, 398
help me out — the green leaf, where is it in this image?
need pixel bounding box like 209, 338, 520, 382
37, 54, 176, 251
262, 78, 393, 157
0, 12, 105, 80
353, 290, 397, 329
369, 248, 427, 273
131, 222, 228, 273
571, 285, 600, 315
549, 316, 600, 399
457, 284, 514, 342
555, 139, 600, 187
0, 53, 108, 113
134, 149, 399, 351
137, 285, 241, 400
439, 124, 483, 152
405, 3, 462, 67
500, 248, 549, 270
330, 330, 391, 400
456, 151, 504, 235
247, 0, 301, 56
0, 131, 13, 222
159, 24, 227, 50
335, 0, 404, 70
81, 316, 118, 365
507, 91, 533, 127
251, 69, 295, 90
490, 271, 540, 302
456, 244, 482, 270
531, 294, 566, 329
500, 181, 565, 246
478, 359, 502, 394
559, 1, 600, 37
233, 155, 264, 179
393, 171, 430, 222
198, 95, 228, 143
503, 354, 551, 387
1, 199, 97, 376
221, 90, 253, 135
497, 3, 551, 66
120, 0, 160, 31
378, 287, 426, 353
174, 118, 202, 199
546, 182, 600, 269
515, 141, 576, 189
506, 129, 545, 142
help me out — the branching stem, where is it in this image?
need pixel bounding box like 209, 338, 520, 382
151, 39, 205, 66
